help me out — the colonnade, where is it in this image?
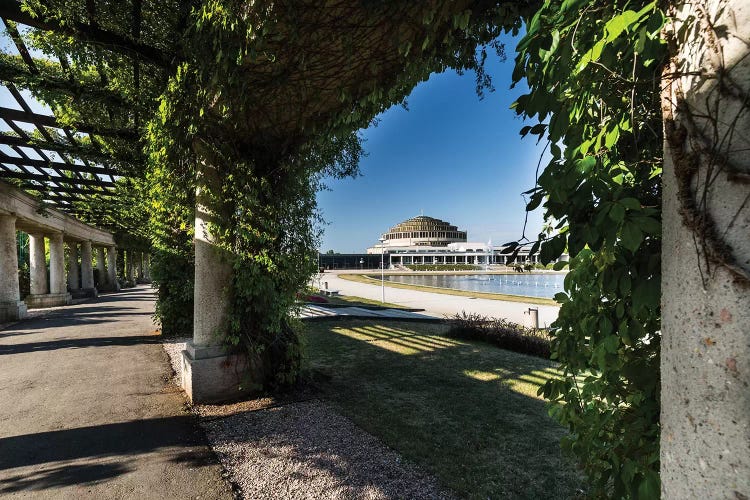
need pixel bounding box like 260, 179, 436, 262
0, 212, 152, 323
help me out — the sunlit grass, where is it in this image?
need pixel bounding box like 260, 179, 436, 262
305, 319, 583, 499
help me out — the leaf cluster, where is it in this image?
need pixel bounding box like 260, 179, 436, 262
510, 0, 666, 497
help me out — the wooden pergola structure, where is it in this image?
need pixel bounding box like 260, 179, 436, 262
0, 0, 169, 234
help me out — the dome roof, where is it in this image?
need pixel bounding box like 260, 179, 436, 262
387, 215, 458, 233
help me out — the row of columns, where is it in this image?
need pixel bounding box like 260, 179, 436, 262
0, 213, 149, 322
123, 250, 151, 284
25, 234, 119, 307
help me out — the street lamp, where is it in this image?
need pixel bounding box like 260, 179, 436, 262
378, 236, 385, 303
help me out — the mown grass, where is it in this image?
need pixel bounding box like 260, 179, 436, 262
338, 273, 559, 306
304, 319, 583, 499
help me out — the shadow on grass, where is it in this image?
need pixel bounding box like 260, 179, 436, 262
304, 319, 583, 500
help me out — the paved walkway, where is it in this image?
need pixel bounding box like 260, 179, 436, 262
317, 272, 560, 328
0, 286, 232, 499
299, 304, 437, 321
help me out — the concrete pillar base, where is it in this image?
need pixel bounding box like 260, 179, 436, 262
70, 288, 98, 299
0, 300, 28, 322
25, 293, 72, 309
97, 282, 120, 292
180, 342, 260, 404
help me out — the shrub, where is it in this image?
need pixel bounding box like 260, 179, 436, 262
446, 311, 551, 358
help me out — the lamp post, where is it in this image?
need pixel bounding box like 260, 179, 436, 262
378, 236, 385, 303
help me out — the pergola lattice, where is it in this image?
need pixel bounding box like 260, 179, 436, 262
0, 0, 165, 235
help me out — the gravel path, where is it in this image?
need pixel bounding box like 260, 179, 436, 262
162, 340, 452, 499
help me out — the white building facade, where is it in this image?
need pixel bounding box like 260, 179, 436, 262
367, 215, 546, 267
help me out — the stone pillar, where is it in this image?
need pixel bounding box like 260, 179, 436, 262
661, 1, 749, 497
67, 242, 80, 290
96, 247, 106, 287
46, 233, 71, 306
143, 253, 151, 282
106, 246, 119, 291
135, 251, 143, 282
182, 151, 250, 403
28, 232, 47, 296
79, 240, 97, 298
125, 250, 134, 284
0, 215, 27, 322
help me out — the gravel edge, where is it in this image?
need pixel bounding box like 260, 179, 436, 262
161, 340, 454, 500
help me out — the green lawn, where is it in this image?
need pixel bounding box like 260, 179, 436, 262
304, 319, 583, 499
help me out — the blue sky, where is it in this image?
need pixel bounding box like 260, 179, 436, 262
317, 34, 548, 253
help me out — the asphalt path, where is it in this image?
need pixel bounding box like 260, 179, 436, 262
318, 271, 561, 328
0, 286, 232, 499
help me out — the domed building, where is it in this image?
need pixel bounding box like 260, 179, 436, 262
378, 215, 467, 247
320, 214, 550, 270
367, 214, 511, 267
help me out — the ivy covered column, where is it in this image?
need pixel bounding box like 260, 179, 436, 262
661, 0, 750, 497
0, 215, 26, 322
181, 154, 249, 403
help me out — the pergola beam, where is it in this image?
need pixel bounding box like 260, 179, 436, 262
0, 170, 115, 187
0, 0, 170, 68
0, 154, 117, 176
0, 106, 138, 140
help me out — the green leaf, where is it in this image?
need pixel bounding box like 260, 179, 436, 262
637, 470, 660, 500
609, 203, 625, 223
621, 223, 643, 252
603, 334, 619, 353
553, 260, 568, 270
526, 192, 544, 211
604, 126, 620, 148
577, 156, 596, 174
619, 274, 632, 295
619, 197, 641, 210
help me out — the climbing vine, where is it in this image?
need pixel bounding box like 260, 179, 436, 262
510, 0, 665, 497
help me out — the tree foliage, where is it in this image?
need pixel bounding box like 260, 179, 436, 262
511, 0, 665, 497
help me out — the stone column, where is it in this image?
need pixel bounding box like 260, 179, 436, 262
95, 246, 106, 288
28, 232, 47, 296
0, 215, 27, 322
661, 1, 749, 497
181, 149, 249, 403
80, 240, 96, 298
135, 251, 143, 282
67, 242, 80, 290
106, 246, 119, 291
48, 233, 71, 305
143, 253, 151, 282
125, 250, 134, 284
